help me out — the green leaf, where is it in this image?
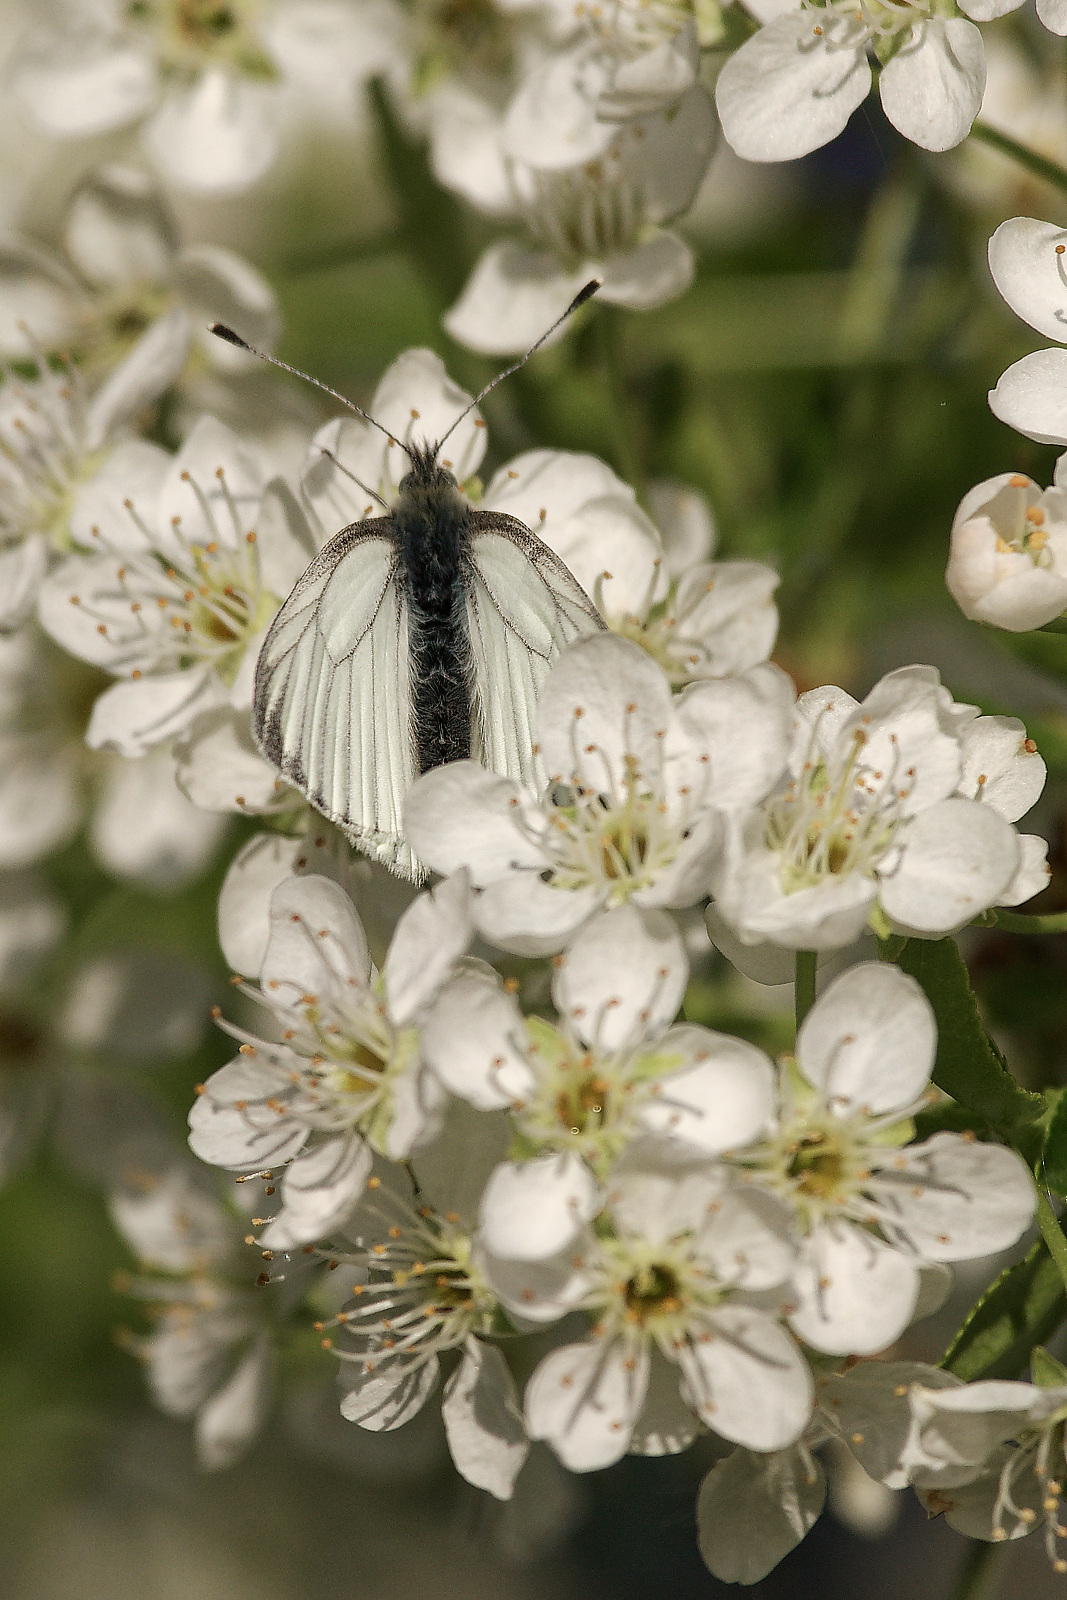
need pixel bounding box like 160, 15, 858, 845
941, 1239, 1066, 1381
894, 938, 1043, 1131
1030, 1345, 1067, 1388
1042, 1089, 1067, 1196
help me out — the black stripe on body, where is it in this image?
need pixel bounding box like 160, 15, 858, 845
395, 454, 474, 773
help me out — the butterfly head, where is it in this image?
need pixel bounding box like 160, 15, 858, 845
398, 442, 459, 496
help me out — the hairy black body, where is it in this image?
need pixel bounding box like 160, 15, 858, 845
395, 448, 474, 773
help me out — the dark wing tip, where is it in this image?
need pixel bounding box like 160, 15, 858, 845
208, 323, 249, 349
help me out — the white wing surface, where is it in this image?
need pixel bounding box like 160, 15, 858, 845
253, 522, 421, 878
466, 514, 603, 789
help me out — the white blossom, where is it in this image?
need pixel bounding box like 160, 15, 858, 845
111, 1162, 274, 1470
0, 310, 189, 631
445, 55, 716, 354
405, 632, 794, 955
315, 1178, 529, 1499
988, 217, 1067, 445
38, 415, 317, 756
11, 0, 399, 194
947, 466, 1067, 631
728, 962, 1035, 1355
905, 1364, 1067, 1574
188, 872, 469, 1248
710, 666, 1045, 952
487, 1153, 811, 1469
716, 5, 992, 163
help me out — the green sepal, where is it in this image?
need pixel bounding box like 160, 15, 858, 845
1041, 1087, 1067, 1196
941, 1237, 1067, 1382
867, 902, 893, 942
894, 938, 1043, 1132
1030, 1344, 1067, 1389
506, 1127, 544, 1163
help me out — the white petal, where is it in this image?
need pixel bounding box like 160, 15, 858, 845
176, 244, 281, 366
442, 1338, 529, 1499
628, 1348, 701, 1456
538, 634, 674, 795
796, 960, 935, 1113
262, 873, 371, 999
474, 873, 602, 957
85, 669, 224, 756
12, 30, 158, 136
878, 20, 985, 152
427, 84, 513, 215
370, 347, 485, 487
677, 1304, 813, 1449
788, 1222, 920, 1355
84, 308, 191, 449
998, 832, 1051, 906
403, 762, 546, 883
957, 715, 1046, 821
597, 232, 695, 312
381, 1059, 448, 1160
65, 164, 176, 289
443, 242, 592, 358
195, 1335, 272, 1470
639, 1027, 776, 1154
419, 968, 533, 1110
90, 747, 228, 889
697, 1445, 825, 1585
905, 1380, 1049, 1484
259, 1132, 372, 1248
479, 1153, 600, 1260
882, 1133, 1034, 1261
674, 663, 794, 810
0, 236, 83, 356
0, 538, 48, 631
646, 479, 717, 571
217, 831, 305, 976
524, 1338, 650, 1471
71, 439, 170, 551
553, 904, 688, 1051
142, 71, 280, 194
340, 1355, 440, 1431
989, 348, 1067, 446
188, 1060, 310, 1171
988, 216, 1067, 343
384, 870, 472, 1026
696, 1186, 796, 1289
880, 797, 1020, 932
817, 1359, 962, 1486
175, 708, 289, 814
159, 414, 264, 549
503, 48, 615, 168
480, 1238, 596, 1323
716, 14, 871, 163
1038, 0, 1067, 33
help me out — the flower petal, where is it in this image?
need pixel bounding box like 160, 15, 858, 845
259, 1132, 372, 1248
384, 869, 472, 1026
524, 1338, 651, 1471
881, 1133, 1034, 1261
419, 967, 534, 1110
796, 960, 935, 1114
878, 20, 985, 152
639, 1026, 776, 1154
553, 904, 688, 1052
880, 797, 1020, 933
142, 71, 280, 195
788, 1222, 920, 1355
677, 1304, 813, 1449
716, 14, 871, 163
989, 348, 1067, 446
479, 1153, 600, 1260
217, 831, 306, 976
697, 1444, 825, 1585
442, 1338, 529, 1500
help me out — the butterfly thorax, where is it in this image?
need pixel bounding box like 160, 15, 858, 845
394, 451, 475, 774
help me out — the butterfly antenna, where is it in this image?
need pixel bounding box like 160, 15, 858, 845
434, 279, 601, 454
316, 447, 390, 511
208, 325, 413, 460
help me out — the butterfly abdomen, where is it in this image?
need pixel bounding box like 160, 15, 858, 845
396, 469, 475, 774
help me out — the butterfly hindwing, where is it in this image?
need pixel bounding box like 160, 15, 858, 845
253, 518, 420, 876
465, 510, 604, 788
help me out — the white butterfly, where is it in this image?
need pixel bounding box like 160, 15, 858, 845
252, 444, 602, 880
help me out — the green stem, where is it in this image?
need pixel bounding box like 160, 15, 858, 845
596, 304, 643, 493
944, 1539, 1003, 1600
994, 908, 1067, 935
970, 120, 1067, 197
794, 951, 817, 1034
1034, 1187, 1067, 1299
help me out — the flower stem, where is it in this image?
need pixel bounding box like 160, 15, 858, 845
795, 950, 817, 1033
596, 304, 644, 494
994, 908, 1067, 934
944, 1539, 1003, 1600
969, 120, 1067, 197
1034, 1187, 1067, 1300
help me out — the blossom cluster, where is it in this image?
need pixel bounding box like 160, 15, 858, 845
4, 4, 1067, 1588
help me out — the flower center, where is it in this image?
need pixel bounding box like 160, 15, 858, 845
624, 1261, 682, 1319
786, 1131, 848, 1199
764, 730, 912, 897
541, 775, 687, 904
126, 0, 277, 77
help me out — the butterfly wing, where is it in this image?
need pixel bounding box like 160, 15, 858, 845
253, 519, 421, 878
465, 511, 604, 788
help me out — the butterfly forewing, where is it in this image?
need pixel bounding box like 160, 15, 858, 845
465, 511, 604, 787
253, 518, 420, 876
